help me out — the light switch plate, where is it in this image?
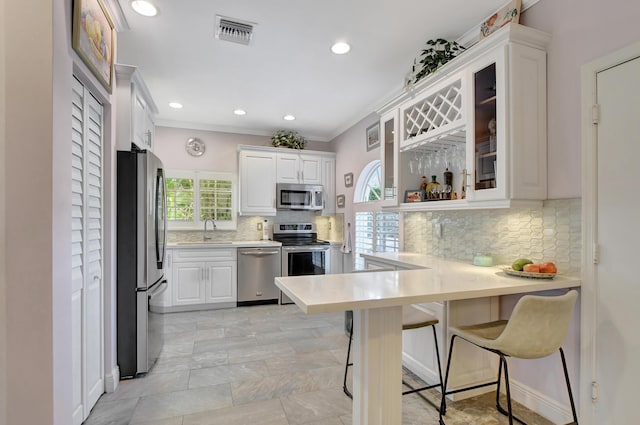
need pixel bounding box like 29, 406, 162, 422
257, 222, 263, 231
434, 221, 443, 239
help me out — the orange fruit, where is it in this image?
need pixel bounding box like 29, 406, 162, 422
523, 264, 540, 273
539, 262, 557, 274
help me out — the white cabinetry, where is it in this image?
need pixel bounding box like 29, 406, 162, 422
170, 248, 237, 310
238, 146, 336, 216
378, 24, 550, 211
329, 244, 344, 274
276, 152, 322, 184
239, 149, 277, 216
363, 256, 498, 400
115, 64, 157, 151
321, 156, 336, 215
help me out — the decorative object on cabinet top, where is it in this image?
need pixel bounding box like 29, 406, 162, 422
271, 130, 305, 150
480, 0, 522, 40
185, 137, 205, 156
404, 38, 466, 89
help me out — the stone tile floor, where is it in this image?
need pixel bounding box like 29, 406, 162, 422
85, 304, 554, 425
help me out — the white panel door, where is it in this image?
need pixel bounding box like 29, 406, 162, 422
205, 261, 237, 303
595, 55, 640, 424
70, 78, 85, 425
172, 262, 205, 305
71, 77, 104, 424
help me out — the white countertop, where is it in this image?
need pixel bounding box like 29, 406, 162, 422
167, 240, 282, 249
275, 254, 581, 314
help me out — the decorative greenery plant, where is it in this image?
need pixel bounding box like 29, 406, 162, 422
405, 38, 466, 88
271, 130, 306, 150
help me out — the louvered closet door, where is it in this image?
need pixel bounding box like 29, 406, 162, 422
71, 77, 104, 424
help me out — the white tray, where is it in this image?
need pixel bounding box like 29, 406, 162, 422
502, 267, 557, 279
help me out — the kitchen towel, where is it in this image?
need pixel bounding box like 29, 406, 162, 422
341, 223, 352, 254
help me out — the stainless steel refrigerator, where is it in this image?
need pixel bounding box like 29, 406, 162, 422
117, 148, 167, 377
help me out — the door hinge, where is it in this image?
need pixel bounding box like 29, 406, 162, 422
593, 243, 600, 264
591, 381, 599, 401
592, 104, 600, 125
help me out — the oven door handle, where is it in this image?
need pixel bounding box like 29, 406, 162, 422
282, 246, 330, 252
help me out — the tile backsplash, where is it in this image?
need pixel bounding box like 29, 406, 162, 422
168, 213, 344, 243
403, 199, 581, 274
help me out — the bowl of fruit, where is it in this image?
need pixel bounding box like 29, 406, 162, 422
503, 258, 558, 279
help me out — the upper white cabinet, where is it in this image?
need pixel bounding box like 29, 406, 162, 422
276, 152, 322, 184
378, 24, 550, 210
238, 149, 277, 216
115, 64, 158, 151
238, 145, 336, 216
320, 156, 336, 215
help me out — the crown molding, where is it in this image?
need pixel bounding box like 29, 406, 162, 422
102, 0, 130, 32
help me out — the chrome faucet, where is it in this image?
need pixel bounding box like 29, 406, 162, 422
203, 218, 217, 239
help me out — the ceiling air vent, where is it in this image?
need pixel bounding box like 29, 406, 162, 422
215, 15, 255, 46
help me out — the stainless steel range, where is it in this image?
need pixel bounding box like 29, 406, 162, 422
272, 223, 330, 304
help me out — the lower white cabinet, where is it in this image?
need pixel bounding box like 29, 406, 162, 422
329, 244, 344, 274
169, 248, 237, 310
364, 257, 499, 400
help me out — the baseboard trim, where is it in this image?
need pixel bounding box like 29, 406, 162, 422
509, 379, 574, 424
104, 365, 120, 393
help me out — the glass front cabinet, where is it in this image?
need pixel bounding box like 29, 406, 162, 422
378, 24, 550, 210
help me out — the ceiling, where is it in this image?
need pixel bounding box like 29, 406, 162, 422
113, 0, 511, 141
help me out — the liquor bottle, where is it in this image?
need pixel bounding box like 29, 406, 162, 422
426, 175, 441, 200
443, 168, 453, 200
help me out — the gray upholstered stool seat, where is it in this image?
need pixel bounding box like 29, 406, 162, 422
402, 305, 439, 330
344, 305, 444, 412
439, 290, 579, 425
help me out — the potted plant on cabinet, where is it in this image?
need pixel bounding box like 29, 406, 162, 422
405, 38, 466, 88
271, 130, 306, 150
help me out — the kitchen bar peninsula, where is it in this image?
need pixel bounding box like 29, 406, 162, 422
274, 257, 580, 425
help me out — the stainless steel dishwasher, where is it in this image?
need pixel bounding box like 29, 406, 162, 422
237, 247, 281, 306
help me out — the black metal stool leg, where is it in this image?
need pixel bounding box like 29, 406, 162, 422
343, 319, 353, 399
432, 324, 445, 414
439, 335, 458, 424
495, 355, 527, 425
560, 347, 579, 424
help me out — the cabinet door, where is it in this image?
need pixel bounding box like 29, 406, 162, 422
276, 152, 300, 183
299, 154, 322, 184
380, 110, 399, 206
132, 89, 150, 150
239, 150, 277, 215
204, 261, 237, 303
466, 49, 504, 202
329, 245, 343, 274
320, 157, 336, 215
172, 261, 205, 305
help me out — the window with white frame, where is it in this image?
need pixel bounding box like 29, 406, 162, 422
165, 170, 237, 230
353, 161, 399, 270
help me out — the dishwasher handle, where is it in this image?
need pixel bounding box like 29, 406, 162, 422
240, 250, 280, 256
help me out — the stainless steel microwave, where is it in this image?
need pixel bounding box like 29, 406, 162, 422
276, 183, 324, 211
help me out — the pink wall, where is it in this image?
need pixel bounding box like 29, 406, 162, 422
521, 0, 640, 199
154, 126, 332, 171
329, 112, 380, 248
0, 0, 6, 417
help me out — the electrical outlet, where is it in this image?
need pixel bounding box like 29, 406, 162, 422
328, 221, 332, 231
257, 222, 263, 231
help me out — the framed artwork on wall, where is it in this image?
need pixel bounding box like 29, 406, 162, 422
366, 122, 380, 151
336, 194, 345, 208
72, 0, 115, 92
344, 172, 354, 187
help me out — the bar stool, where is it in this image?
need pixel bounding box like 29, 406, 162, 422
438, 290, 579, 425
343, 305, 445, 411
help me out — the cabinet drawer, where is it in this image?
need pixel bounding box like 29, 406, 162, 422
172, 248, 237, 263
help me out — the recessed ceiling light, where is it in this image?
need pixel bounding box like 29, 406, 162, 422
233, 109, 247, 116
131, 1, 158, 17
331, 42, 351, 55
283, 114, 296, 121
168, 102, 183, 109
